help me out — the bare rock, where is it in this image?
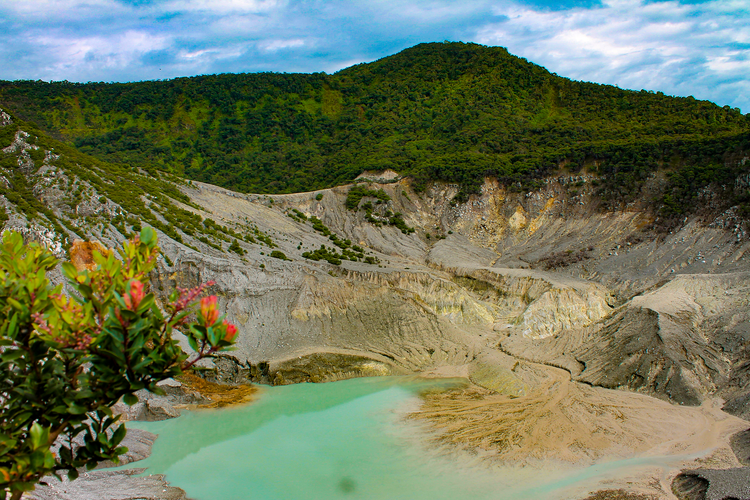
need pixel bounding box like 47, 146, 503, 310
730, 429, 750, 466
672, 468, 750, 500
26, 468, 189, 500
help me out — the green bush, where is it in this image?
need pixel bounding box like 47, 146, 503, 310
0, 228, 238, 499
270, 250, 290, 261
228, 239, 245, 255
345, 185, 391, 211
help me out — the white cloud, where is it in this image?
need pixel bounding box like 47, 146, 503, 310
258, 38, 306, 52
162, 0, 284, 14
33, 30, 171, 78
177, 45, 244, 61
7, 0, 114, 11
476, 0, 750, 111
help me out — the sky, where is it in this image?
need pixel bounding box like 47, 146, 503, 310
0, 0, 748, 113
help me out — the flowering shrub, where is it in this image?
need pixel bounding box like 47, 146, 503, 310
0, 228, 237, 500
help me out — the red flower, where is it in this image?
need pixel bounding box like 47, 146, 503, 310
223, 320, 238, 342
200, 296, 219, 325
124, 280, 145, 310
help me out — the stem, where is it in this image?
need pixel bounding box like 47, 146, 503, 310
48, 421, 70, 445
180, 344, 219, 371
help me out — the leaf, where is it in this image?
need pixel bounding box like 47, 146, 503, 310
67, 404, 88, 415
43, 450, 55, 469
0, 434, 17, 455
6, 298, 24, 312
140, 227, 155, 245
61, 262, 78, 281
207, 326, 219, 347
29, 423, 48, 450
186, 334, 199, 353
1, 349, 24, 362
111, 424, 127, 446
5, 313, 17, 338
137, 294, 155, 312
123, 393, 138, 406
59, 445, 72, 464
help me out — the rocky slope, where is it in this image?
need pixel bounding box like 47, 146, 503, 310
3, 107, 750, 499
4, 103, 750, 406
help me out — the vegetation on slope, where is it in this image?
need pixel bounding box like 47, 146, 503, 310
1, 42, 749, 220
0, 109, 276, 251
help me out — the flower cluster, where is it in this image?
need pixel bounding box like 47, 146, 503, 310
169, 281, 216, 314
223, 320, 238, 341
199, 295, 238, 342
123, 280, 145, 310
199, 296, 220, 326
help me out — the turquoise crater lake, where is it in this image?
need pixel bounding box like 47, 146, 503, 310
127, 376, 684, 500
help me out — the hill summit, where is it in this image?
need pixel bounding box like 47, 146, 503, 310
0, 42, 748, 222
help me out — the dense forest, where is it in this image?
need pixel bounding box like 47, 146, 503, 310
1, 42, 749, 216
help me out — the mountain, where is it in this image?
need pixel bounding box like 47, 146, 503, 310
3, 44, 750, 500
1, 42, 749, 223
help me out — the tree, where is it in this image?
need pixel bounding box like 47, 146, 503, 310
0, 228, 238, 500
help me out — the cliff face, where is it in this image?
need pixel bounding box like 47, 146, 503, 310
3, 106, 750, 411
143, 168, 750, 410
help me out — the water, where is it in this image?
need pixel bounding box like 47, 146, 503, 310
126, 377, 682, 500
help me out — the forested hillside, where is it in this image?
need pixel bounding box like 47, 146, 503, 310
1, 42, 749, 217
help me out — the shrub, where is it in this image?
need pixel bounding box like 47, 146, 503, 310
0, 228, 238, 499
269, 250, 290, 261
228, 239, 245, 255
345, 185, 391, 211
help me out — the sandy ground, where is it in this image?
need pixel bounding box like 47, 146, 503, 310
410, 362, 747, 499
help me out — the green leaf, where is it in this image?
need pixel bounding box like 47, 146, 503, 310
7, 297, 24, 312
59, 445, 72, 464
140, 227, 155, 245
5, 313, 18, 338
29, 423, 48, 450
137, 294, 155, 312
186, 334, 199, 353
123, 393, 139, 406
111, 424, 127, 446
61, 262, 78, 281
43, 450, 55, 469
67, 404, 88, 415
1, 349, 24, 362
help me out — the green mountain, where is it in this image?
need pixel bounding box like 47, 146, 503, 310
1, 42, 749, 216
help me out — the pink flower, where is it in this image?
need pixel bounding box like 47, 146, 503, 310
200, 296, 219, 325
223, 320, 238, 342
170, 281, 216, 313
124, 280, 145, 310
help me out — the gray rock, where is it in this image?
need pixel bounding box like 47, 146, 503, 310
672, 468, 750, 500
112, 379, 210, 422
145, 399, 180, 421
730, 429, 750, 467
27, 468, 189, 500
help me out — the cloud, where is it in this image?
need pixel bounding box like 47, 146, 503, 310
161, 0, 284, 14
476, 0, 750, 111
0, 0, 746, 112
258, 39, 307, 52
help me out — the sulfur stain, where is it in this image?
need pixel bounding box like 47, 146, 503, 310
69, 239, 111, 272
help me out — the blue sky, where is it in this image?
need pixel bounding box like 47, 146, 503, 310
1, 0, 748, 112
